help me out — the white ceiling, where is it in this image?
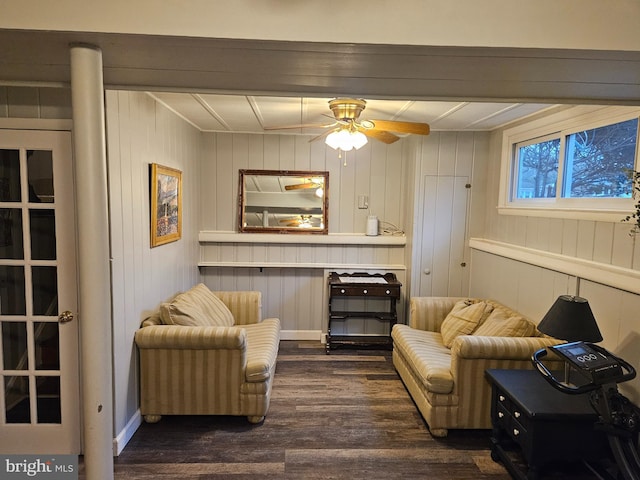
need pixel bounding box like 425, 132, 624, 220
149, 92, 557, 135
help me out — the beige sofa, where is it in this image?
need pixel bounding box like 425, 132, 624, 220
134, 284, 280, 424
392, 297, 561, 437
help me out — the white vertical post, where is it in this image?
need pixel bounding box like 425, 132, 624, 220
69, 43, 114, 480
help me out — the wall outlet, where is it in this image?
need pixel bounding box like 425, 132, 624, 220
358, 194, 369, 209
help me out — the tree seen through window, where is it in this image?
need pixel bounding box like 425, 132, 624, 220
563, 118, 638, 198
514, 117, 638, 200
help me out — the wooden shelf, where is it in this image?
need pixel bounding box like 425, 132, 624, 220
199, 231, 406, 246
198, 262, 406, 270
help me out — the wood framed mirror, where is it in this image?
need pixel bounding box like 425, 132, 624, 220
239, 170, 329, 234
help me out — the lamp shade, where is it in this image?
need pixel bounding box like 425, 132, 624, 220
537, 295, 603, 343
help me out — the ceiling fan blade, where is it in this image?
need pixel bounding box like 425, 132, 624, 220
264, 123, 334, 131
285, 183, 316, 190
358, 127, 400, 144
308, 128, 336, 143
367, 120, 430, 135
322, 113, 348, 124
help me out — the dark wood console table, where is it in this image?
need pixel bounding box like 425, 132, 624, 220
486, 369, 610, 480
326, 272, 401, 354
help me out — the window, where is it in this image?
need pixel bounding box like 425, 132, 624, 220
500, 106, 640, 220
514, 136, 560, 199
562, 118, 637, 199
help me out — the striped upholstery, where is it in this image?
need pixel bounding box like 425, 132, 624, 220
391, 326, 453, 394
440, 300, 494, 347
245, 319, 280, 382
409, 297, 469, 331
473, 307, 537, 337
135, 290, 280, 424
393, 297, 562, 437
160, 283, 234, 327
213, 291, 262, 326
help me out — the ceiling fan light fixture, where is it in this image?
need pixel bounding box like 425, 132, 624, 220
328, 98, 366, 121
351, 131, 368, 149
325, 129, 368, 151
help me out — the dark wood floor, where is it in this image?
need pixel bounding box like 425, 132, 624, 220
81, 341, 599, 479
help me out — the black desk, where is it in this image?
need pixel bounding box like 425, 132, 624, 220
486, 369, 609, 480
326, 272, 401, 354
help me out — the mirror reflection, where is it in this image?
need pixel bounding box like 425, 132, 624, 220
239, 170, 328, 234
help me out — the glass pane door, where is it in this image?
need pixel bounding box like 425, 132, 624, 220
0, 130, 79, 454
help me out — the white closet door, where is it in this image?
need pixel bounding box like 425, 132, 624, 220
417, 175, 470, 297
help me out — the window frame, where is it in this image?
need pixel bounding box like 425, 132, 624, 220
498, 105, 640, 221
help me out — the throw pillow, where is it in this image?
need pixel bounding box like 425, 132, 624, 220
473, 308, 536, 337
160, 283, 234, 327
440, 300, 494, 348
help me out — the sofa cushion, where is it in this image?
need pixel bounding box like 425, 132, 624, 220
392, 324, 454, 394
473, 307, 537, 337
160, 283, 235, 327
440, 300, 494, 348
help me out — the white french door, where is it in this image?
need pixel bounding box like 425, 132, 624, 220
0, 129, 80, 454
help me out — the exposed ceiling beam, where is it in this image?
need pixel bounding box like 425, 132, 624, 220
0, 30, 639, 105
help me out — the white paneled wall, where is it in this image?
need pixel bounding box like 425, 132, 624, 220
580, 280, 640, 404
410, 131, 490, 297
470, 249, 640, 400
199, 133, 409, 233
105, 90, 201, 449
0, 86, 72, 119
199, 132, 413, 338
484, 127, 640, 271
198, 130, 491, 338
470, 116, 640, 401
470, 250, 577, 320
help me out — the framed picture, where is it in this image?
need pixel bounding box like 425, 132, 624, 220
150, 163, 182, 247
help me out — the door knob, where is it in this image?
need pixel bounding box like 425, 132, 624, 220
58, 310, 74, 323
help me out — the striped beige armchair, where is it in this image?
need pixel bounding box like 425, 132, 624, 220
135, 284, 280, 424
392, 297, 562, 437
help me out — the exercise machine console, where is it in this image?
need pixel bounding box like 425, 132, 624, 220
533, 342, 640, 480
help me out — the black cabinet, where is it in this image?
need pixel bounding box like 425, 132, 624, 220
486, 369, 610, 479
326, 272, 401, 354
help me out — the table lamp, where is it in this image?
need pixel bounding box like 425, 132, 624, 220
537, 295, 603, 384
538, 295, 603, 343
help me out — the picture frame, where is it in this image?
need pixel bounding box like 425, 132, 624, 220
150, 163, 182, 247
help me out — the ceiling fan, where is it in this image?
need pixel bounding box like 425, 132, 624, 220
279, 214, 317, 227
284, 177, 324, 191
264, 98, 430, 146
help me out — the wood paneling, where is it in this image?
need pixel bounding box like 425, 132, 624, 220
475, 115, 640, 426
477, 122, 640, 405
0, 86, 72, 119
478, 123, 640, 355
410, 132, 489, 297
106, 90, 201, 444
199, 130, 489, 335
200, 133, 411, 234
484, 126, 639, 271
469, 248, 640, 402
199, 132, 416, 335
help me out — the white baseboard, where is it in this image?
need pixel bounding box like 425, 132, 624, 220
113, 409, 142, 456
280, 329, 324, 342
